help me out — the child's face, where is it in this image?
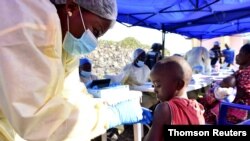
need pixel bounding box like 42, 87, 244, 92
150, 69, 179, 102
236, 48, 250, 66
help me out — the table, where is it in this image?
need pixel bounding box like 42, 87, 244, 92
131, 69, 235, 93
210, 69, 234, 81
130, 76, 213, 93
130, 82, 154, 93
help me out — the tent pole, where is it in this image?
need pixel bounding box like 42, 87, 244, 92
162, 30, 166, 57
200, 36, 203, 47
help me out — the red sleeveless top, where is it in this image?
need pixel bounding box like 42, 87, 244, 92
168, 98, 205, 125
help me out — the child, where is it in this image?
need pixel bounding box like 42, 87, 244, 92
214, 75, 236, 102
144, 56, 205, 141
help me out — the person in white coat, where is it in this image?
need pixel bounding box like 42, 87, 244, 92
121, 48, 151, 86
105, 48, 151, 87
0, 0, 152, 140
185, 46, 211, 75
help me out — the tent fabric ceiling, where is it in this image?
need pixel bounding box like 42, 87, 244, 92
117, 0, 250, 39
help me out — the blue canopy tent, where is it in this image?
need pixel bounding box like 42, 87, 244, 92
116, 0, 250, 56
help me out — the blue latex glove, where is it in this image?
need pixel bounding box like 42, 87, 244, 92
192, 65, 203, 74
107, 99, 144, 128
138, 107, 153, 125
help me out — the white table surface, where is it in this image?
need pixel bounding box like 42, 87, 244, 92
210, 70, 234, 81
130, 71, 234, 93
130, 79, 213, 93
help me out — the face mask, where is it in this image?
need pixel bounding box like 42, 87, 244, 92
63, 30, 97, 56
80, 70, 91, 78
136, 60, 144, 67
63, 6, 98, 56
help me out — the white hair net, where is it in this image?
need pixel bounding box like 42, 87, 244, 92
214, 41, 220, 46
133, 48, 145, 60
50, 0, 117, 21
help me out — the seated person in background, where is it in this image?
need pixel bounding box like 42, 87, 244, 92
107, 48, 151, 87
145, 43, 163, 69
122, 48, 150, 86
123, 48, 157, 108
106, 48, 156, 108
185, 46, 211, 75
79, 58, 98, 87
199, 43, 250, 124
222, 44, 235, 68
210, 41, 223, 68
144, 56, 205, 141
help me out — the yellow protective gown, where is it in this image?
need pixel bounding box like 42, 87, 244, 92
0, 0, 109, 140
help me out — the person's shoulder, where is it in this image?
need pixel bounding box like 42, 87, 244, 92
199, 47, 209, 53
222, 49, 227, 53
143, 64, 151, 71
230, 48, 235, 52
154, 102, 171, 124
155, 102, 171, 117
210, 48, 215, 52
123, 63, 132, 70
157, 101, 170, 109
147, 51, 156, 56
238, 66, 250, 74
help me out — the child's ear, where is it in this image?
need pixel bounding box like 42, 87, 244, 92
176, 79, 184, 90
66, 0, 78, 16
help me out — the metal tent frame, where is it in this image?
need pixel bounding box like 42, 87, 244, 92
117, 0, 250, 56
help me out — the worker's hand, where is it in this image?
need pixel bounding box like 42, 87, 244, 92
119, 107, 153, 125
138, 107, 153, 125
192, 65, 203, 74
107, 99, 143, 128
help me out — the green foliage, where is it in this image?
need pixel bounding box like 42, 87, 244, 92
119, 37, 142, 49
99, 37, 150, 49
98, 40, 118, 47
164, 49, 170, 56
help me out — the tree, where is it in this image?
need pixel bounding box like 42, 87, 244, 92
120, 37, 142, 49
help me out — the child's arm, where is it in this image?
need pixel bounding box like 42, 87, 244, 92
144, 102, 171, 141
